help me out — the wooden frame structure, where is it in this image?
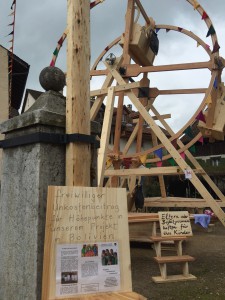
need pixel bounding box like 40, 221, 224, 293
89, 0, 225, 226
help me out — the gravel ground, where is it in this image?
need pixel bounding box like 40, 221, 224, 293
130, 222, 225, 300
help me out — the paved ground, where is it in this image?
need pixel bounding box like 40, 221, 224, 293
130, 222, 225, 300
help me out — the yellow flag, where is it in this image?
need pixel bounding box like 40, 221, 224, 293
193, 0, 200, 10
140, 154, 147, 164
205, 95, 212, 105
197, 41, 200, 47
106, 158, 112, 169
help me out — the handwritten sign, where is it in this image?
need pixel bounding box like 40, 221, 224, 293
42, 186, 132, 300
158, 211, 192, 237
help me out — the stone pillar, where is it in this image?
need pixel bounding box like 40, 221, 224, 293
0, 88, 100, 300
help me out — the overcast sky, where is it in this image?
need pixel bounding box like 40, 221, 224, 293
1, 0, 225, 131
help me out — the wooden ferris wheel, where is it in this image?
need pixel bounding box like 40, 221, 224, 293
88, 0, 225, 225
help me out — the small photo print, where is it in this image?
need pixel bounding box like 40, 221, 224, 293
61, 271, 78, 284
81, 244, 98, 257
101, 248, 118, 266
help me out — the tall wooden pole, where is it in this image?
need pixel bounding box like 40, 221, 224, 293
66, 0, 91, 186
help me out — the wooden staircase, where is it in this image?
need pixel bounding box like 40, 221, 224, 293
150, 235, 197, 283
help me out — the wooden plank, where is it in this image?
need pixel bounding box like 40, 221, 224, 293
97, 87, 115, 187
154, 255, 195, 264
152, 274, 197, 283
133, 114, 171, 122
49, 291, 146, 299
66, 0, 90, 186
134, 0, 150, 24
105, 167, 204, 177
123, 61, 212, 77
150, 236, 187, 242
92, 61, 212, 78
145, 198, 225, 208
90, 81, 140, 97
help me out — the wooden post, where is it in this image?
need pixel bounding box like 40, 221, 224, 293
66, 0, 91, 186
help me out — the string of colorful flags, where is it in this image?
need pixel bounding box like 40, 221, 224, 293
155, 1, 220, 55
106, 129, 204, 170
50, 0, 105, 67
6, 0, 17, 116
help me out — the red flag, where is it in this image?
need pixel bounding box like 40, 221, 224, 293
212, 41, 220, 54
198, 136, 204, 145
202, 11, 208, 20
156, 161, 163, 167
196, 111, 206, 123
180, 152, 185, 160
57, 37, 64, 46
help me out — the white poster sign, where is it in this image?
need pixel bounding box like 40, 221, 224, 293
56, 242, 120, 296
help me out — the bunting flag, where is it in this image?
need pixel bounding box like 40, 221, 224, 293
212, 41, 220, 54
145, 162, 151, 168
205, 95, 212, 105
6, 30, 14, 36
106, 158, 112, 169
166, 29, 170, 33
154, 148, 163, 160
123, 158, 132, 169
213, 77, 218, 89
11, 0, 16, 9
184, 126, 194, 138
90, 0, 104, 9
168, 157, 176, 166
202, 11, 209, 20
197, 41, 200, 47
205, 44, 210, 50
180, 152, 185, 160
198, 136, 204, 145
189, 145, 196, 153
172, 140, 177, 149
50, 29, 68, 67
140, 154, 147, 164
178, 27, 183, 32
156, 161, 163, 167
50, 0, 104, 67
8, 0, 17, 116
155, 28, 160, 33
193, 0, 200, 10
206, 25, 216, 37
196, 111, 206, 123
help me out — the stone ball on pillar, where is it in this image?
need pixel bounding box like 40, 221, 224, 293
39, 66, 66, 92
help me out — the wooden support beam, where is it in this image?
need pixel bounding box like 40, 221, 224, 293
151, 130, 167, 198
134, 0, 150, 24
66, 0, 90, 186
105, 167, 204, 177
97, 87, 115, 187
149, 88, 207, 98
90, 81, 140, 97
91, 61, 212, 77
145, 197, 225, 208
133, 114, 171, 122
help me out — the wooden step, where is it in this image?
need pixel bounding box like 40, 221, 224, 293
154, 255, 195, 264
150, 236, 187, 242
152, 274, 197, 283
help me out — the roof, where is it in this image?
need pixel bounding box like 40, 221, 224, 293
0, 45, 30, 115
21, 89, 43, 113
